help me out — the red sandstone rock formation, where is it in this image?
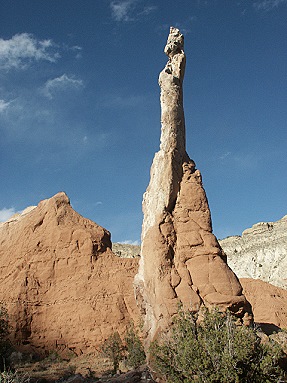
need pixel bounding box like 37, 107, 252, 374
134, 27, 252, 344
240, 278, 287, 333
0, 192, 140, 355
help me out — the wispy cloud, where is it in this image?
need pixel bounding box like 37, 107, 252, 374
110, 0, 157, 22
71, 45, 82, 59
119, 239, 140, 245
110, 0, 135, 21
0, 207, 16, 222
219, 150, 260, 171
233, 153, 260, 170
174, 16, 197, 35
42, 74, 84, 99
219, 151, 231, 160
0, 33, 60, 70
253, 0, 287, 11
99, 93, 146, 108
0, 99, 11, 113
138, 5, 157, 16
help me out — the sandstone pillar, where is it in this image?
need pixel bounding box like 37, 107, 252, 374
134, 27, 252, 344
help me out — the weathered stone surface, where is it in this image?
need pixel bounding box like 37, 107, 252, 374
220, 215, 287, 290
112, 243, 140, 259
240, 278, 287, 333
0, 192, 140, 355
134, 27, 252, 344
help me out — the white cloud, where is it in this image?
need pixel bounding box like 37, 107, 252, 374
219, 151, 231, 160
219, 150, 259, 170
110, 0, 135, 21
110, 0, 157, 22
71, 45, 82, 59
43, 74, 83, 99
0, 99, 11, 113
138, 5, 157, 16
253, 0, 287, 10
0, 207, 16, 222
0, 33, 60, 70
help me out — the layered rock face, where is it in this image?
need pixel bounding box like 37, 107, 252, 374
112, 243, 140, 259
0, 192, 140, 355
220, 215, 287, 290
134, 27, 252, 343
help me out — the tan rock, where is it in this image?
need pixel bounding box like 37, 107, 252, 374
0, 192, 140, 355
134, 27, 252, 345
240, 278, 287, 333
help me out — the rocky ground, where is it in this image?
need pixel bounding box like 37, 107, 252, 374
12, 352, 155, 383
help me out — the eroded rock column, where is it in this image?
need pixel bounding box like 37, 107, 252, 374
134, 27, 252, 345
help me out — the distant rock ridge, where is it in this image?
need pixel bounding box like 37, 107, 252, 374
220, 214, 287, 290
0, 192, 140, 355
112, 243, 140, 258
134, 27, 252, 345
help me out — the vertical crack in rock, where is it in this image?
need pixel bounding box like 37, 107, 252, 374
134, 27, 253, 345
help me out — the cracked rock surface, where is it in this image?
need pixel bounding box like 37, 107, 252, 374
0, 192, 140, 354
134, 27, 252, 344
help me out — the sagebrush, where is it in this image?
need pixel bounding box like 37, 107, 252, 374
101, 325, 146, 373
150, 308, 286, 383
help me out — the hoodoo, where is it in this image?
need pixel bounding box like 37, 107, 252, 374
134, 27, 252, 344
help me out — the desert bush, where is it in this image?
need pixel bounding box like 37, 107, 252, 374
0, 305, 11, 371
150, 308, 286, 383
45, 350, 62, 363
124, 324, 146, 369
101, 332, 125, 374
0, 370, 29, 383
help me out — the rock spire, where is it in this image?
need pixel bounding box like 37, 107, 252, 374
134, 27, 252, 344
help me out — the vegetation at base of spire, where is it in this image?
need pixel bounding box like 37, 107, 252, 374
101, 332, 125, 374
101, 325, 146, 374
149, 308, 286, 383
124, 323, 146, 369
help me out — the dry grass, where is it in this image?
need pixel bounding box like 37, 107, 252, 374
0, 371, 30, 383
14, 351, 115, 382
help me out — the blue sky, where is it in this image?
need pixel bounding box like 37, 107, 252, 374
0, 0, 286, 243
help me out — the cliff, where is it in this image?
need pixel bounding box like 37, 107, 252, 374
0, 192, 140, 355
221, 215, 287, 290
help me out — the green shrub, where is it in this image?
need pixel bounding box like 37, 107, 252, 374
150, 308, 286, 383
0, 371, 29, 383
0, 305, 10, 371
124, 324, 146, 369
101, 332, 125, 374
